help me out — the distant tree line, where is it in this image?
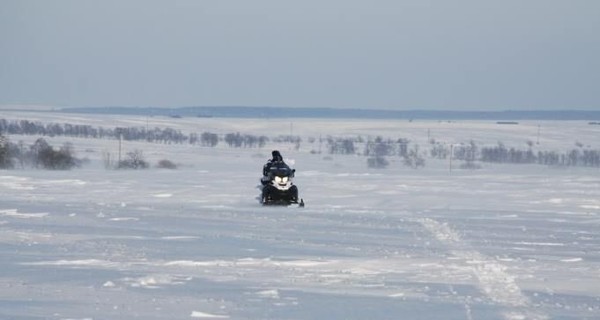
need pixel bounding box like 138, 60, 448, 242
424, 140, 597, 168
318, 134, 600, 169
0, 119, 268, 148
478, 142, 600, 167
224, 132, 268, 148
3, 118, 599, 170
324, 136, 424, 169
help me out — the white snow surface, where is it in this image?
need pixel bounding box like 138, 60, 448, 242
1, 112, 600, 319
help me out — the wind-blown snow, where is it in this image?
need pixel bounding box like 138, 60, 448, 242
1, 112, 599, 319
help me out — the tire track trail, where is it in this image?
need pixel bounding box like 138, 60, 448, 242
418, 217, 548, 320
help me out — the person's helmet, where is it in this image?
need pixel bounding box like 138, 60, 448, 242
272, 150, 283, 162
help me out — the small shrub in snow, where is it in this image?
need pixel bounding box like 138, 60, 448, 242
157, 159, 177, 169
118, 150, 149, 169
367, 156, 389, 169
460, 161, 482, 170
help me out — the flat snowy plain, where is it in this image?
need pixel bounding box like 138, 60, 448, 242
1, 112, 599, 320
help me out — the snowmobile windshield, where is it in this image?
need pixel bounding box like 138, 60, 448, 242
268, 165, 294, 178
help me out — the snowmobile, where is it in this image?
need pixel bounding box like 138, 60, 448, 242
260, 162, 304, 207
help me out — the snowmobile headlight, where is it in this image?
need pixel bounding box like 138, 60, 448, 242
275, 176, 288, 184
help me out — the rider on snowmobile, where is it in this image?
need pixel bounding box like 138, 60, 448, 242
260, 150, 303, 206
262, 150, 290, 184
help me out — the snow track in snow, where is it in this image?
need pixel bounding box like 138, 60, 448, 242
190, 311, 229, 318
0, 208, 48, 218
418, 217, 549, 320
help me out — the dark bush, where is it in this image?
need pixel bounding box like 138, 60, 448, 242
157, 159, 177, 169
29, 139, 80, 170
367, 156, 389, 169
0, 134, 14, 169
118, 150, 149, 169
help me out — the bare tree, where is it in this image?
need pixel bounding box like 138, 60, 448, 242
200, 132, 219, 147
118, 149, 149, 169
403, 145, 425, 169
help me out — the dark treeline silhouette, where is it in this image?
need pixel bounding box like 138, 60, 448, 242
3, 119, 599, 170
479, 143, 600, 167
428, 141, 599, 168
326, 136, 425, 169
0, 119, 268, 148
1, 119, 100, 138
327, 137, 356, 155
224, 133, 268, 148
322, 134, 599, 169
115, 126, 187, 144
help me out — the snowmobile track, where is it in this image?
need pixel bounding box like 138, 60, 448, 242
418, 217, 549, 320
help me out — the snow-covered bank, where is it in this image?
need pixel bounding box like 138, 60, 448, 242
1, 114, 599, 319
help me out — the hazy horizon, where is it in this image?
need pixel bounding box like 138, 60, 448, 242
1, 1, 599, 111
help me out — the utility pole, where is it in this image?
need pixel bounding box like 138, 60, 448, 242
449, 144, 454, 172
318, 134, 322, 154
118, 134, 123, 165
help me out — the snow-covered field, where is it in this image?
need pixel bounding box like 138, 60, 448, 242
1, 112, 599, 319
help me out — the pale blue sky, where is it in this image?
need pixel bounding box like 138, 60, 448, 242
1, 0, 599, 110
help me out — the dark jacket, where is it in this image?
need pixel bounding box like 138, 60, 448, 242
263, 150, 286, 177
